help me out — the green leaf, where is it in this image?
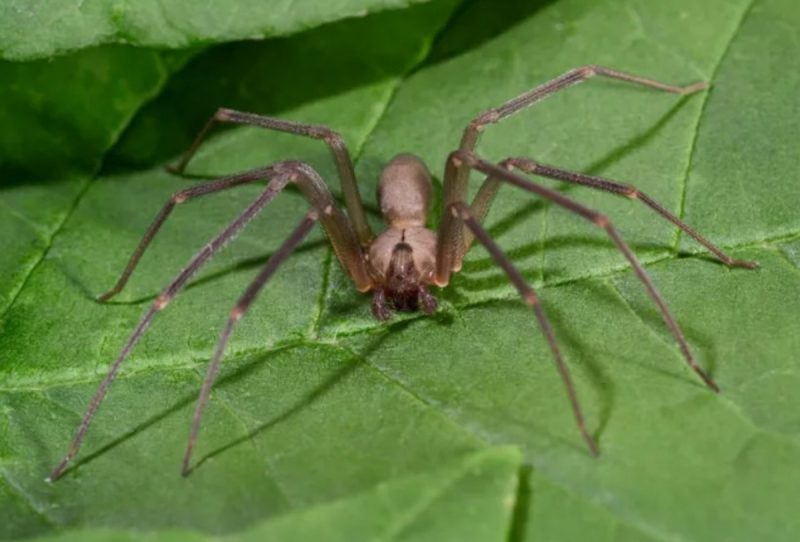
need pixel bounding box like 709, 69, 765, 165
28, 447, 522, 542
0, 45, 175, 315
2, 0, 799, 540
0, 0, 437, 61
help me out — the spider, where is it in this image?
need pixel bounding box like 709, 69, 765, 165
49, 65, 757, 481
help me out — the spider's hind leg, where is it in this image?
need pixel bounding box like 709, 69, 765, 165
447, 200, 599, 456
448, 151, 720, 394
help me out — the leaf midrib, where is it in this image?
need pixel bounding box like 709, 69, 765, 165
671, 0, 759, 255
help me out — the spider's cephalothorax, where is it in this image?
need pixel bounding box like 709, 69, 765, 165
50, 66, 759, 481
367, 154, 438, 320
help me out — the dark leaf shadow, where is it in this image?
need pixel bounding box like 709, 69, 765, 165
104, 0, 460, 174
63, 239, 329, 306
56, 340, 367, 479
541, 282, 616, 441
508, 464, 532, 542
425, 0, 557, 67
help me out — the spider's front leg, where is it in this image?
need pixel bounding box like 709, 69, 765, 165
169, 108, 374, 246
449, 65, 709, 194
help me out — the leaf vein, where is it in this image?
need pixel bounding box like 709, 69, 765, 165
0, 469, 58, 528
672, 0, 759, 253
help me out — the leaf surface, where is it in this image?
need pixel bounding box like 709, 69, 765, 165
28, 447, 521, 542
2, 0, 799, 540
0, 0, 436, 60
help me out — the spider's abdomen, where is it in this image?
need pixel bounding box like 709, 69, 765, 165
378, 153, 432, 229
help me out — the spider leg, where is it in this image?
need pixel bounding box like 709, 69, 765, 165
100, 158, 372, 302
49, 161, 371, 481
450, 201, 598, 456
459, 65, 706, 159
169, 108, 373, 246
48, 171, 291, 482
441, 150, 719, 394
182, 210, 320, 476
441, 66, 708, 269
455, 158, 758, 270
98, 166, 275, 302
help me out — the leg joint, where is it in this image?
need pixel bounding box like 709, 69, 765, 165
154, 294, 172, 311
593, 213, 611, 228
503, 157, 537, 173
448, 149, 475, 169
216, 107, 234, 120
622, 186, 640, 199
171, 190, 190, 204
472, 109, 501, 130
446, 201, 471, 220
323, 130, 345, 148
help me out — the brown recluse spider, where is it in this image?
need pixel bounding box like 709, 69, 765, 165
48, 65, 758, 482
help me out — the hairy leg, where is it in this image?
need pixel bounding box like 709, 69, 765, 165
98, 167, 275, 301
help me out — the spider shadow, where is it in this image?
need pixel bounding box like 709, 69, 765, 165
67, 238, 329, 306
456, 240, 722, 387
55, 339, 369, 479
186, 326, 406, 475
446, 236, 670, 302
607, 271, 721, 382
472, 290, 617, 447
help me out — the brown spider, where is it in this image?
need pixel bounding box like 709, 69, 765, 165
49, 65, 757, 481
